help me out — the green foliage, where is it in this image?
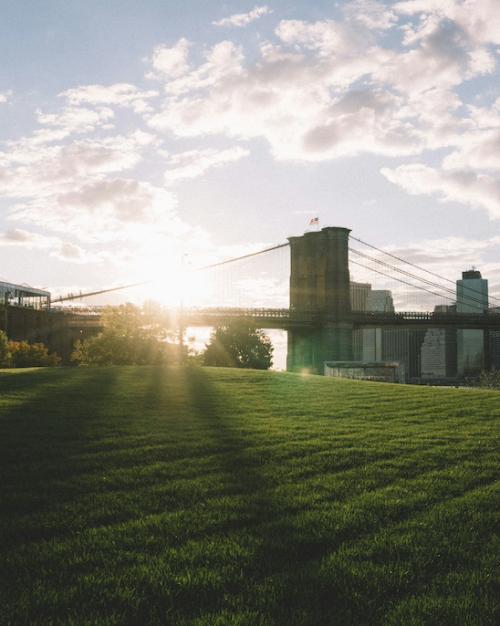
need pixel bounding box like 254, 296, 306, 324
8, 341, 61, 367
71, 303, 175, 366
203, 320, 273, 369
0, 330, 10, 366
0, 331, 60, 368
478, 368, 500, 389
0, 367, 499, 625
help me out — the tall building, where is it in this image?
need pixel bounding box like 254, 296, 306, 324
363, 290, 394, 363
350, 282, 371, 312
383, 328, 427, 382
456, 270, 488, 376
367, 290, 394, 312
489, 306, 500, 370
350, 282, 372, 360
421, 305, 457, 380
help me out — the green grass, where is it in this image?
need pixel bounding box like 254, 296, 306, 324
0, 366, 499, 625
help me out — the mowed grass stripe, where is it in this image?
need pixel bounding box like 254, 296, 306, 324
0, 366, 499, 625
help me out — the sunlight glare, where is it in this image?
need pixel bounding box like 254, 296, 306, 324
135, 250, 212, 307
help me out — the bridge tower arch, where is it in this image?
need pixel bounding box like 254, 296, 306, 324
287, 226, 353, 373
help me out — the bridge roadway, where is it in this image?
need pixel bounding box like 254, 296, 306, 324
63, 307, 500, 331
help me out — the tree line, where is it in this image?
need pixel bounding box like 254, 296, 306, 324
0, 304, 274, 370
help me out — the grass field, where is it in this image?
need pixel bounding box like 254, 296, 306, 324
0, 366, 499, 625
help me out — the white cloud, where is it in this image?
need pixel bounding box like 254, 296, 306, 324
31, 106, 115, 143
148, 38, 191, 79
164, 146, 250, 183
213, 5, 271, 28
60, 83, 158, 113
343, 0, 398, 30
155, 40, 244, 96
11, 178, 180, 246
0, 127, 165, 250
275, 19, 362, 57
394, 0, 500, 46
141, 2, 500, 219
0, 130, 155, 194
381, 164, 500, 218
0, 90, 12, 104
0, 228, 93, 263
442, 129, 500, 172
148, 41, 420, 161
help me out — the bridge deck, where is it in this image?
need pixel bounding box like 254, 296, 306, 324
62, 307, 500, 330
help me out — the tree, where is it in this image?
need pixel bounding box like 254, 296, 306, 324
9, 341, 61, 367
203, 321, 273, 370
72, 303, 175, 366
0, 330, 10, 367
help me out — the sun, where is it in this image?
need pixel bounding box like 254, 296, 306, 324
134, 252, 212, 308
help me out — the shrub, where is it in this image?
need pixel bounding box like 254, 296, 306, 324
0, 330, 10, 367
8, 341, 61, 367
72, 334, 174, 366
477, 369, 500, 389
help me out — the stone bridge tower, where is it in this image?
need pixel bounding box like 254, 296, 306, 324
287, 226, 353, 373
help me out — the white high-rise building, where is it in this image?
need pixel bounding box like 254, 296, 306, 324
456, 270, 488, 376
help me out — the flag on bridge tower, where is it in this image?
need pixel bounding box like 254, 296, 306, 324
306, 216, 320, 232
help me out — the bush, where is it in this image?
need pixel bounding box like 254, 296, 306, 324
8, 341, 61, 368
72, 334, 174, 366
0, 330, 10, 367
477, 369, 500, 389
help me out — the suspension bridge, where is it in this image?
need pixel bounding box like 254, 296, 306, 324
3, 226, 500, 379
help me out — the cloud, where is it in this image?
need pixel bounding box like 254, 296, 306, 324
164, 146, 249, 183
141, 2, 500, 219
57, 178, 164, 223
381, 164, 500, 218
153, 40, 244, 96
213, 5, 271, 28
442, 129, 500, 172
60, 83, 158, 113
148, 39, 419, 161
275, 19, 363, 57
0, 228, 93, 263
0, 130, 155, 198
11, 178, 179, 244
32, 106, 115, 143
148, 38, 191, 79
0, 90, 12, 104
394, 0, 500, 46
343, 0, 398, 30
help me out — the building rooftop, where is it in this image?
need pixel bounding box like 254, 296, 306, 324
0, 280, 51, 309
462, 270, 482, 280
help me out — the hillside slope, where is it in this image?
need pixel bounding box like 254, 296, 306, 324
1, 367, 499, 625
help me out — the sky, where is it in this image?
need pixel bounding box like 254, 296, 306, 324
1, 0, 500, 305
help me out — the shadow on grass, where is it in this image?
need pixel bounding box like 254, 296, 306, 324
182, 366, 355, 625
178, 368, 500, 626
0, 367, 121, 539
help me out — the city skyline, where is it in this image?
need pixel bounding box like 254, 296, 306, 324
1, 1, 500, 305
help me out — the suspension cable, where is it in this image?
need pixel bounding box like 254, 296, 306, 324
350, 234, 500, 306
194, 242, 289, 271
349, 258, 458, 304
51, 281, 149, 304
349, 247, 490, 310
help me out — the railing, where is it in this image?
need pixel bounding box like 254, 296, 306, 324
61, 306, 500, 329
